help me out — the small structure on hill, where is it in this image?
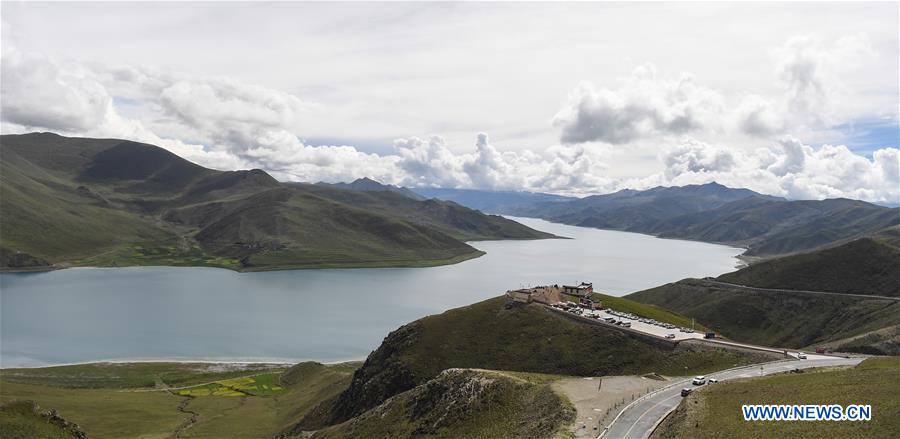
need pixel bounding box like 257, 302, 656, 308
563, 282, 593, 297
506, 285, 558, 304
579, 296, 602, 310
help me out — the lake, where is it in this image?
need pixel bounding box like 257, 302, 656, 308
0, 217, 743, 367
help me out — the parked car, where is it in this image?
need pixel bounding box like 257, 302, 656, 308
692, 376, 707, 385
681, 388, 693, 397
621, 322, 631, 328
704, 332, 716, 339
665, 334, 676, 339
708, 378, 719, 384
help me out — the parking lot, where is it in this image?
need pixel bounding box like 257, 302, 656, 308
550, 302, 706, 341
548, 302, 834, 360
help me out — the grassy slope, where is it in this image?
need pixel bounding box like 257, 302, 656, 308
400, 298, 741, 380
309, 369, 575, 439
0, 362, 358, 438
1, 133, 550, 270
300, 296, 772, 429
628, 279, 900, 350
717, 237, 900, 297
652, 357, 900, 439
0, 400, 84, 439
0, 148, 177, 263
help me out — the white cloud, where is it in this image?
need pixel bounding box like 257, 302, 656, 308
1, 35, 896, 204
767, 136, 806, 176
733, 94, 783, 137
735, 34, 875, 137
662, 138, 735, 180
553, 64, 725, 144
654, 137, 900, 203
1, 47, 111, 132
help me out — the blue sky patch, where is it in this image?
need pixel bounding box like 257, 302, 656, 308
833, 118, 899, 157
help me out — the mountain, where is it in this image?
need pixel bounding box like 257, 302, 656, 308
648, 196, 900, 257
292, 296, 772, 430
716, 234, 900, 296
411, 187, 573, 214
509, 182, 764, 228
0, 133, 553, 271
315, 177, 425, 200
501, 182, 898, 258
628, 237, 900, 354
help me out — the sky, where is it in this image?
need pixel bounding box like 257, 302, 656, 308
1, 2, 898, 203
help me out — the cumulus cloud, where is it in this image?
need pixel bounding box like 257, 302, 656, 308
553, 64, 725, 144
555, 35, 880, 143
662, 139, 735, 180
1, 44, 896, 204
735, 34, 875, 137
392, 133, 613, 194
653, 136, 899, 203
1, 47, 111, 132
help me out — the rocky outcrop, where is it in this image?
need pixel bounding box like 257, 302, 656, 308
290, 321, 422, 431
0, 248, 51, 269
305, 369, 574, 439
0, 400, 88, 438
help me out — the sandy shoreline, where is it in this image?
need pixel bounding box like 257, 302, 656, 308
0, 356, 367, 370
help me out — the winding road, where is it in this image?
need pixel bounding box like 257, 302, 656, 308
703, 280, 900, 302
599, 356, 864, 439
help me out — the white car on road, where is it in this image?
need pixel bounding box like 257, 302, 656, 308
692, 376, 707, 385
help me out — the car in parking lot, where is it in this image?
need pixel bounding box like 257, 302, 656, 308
692, 376, 707, 385
665, 333, 676, 339
681, 388, 693, 397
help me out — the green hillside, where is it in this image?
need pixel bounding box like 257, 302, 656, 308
628, 238, 900, 353
0, 133, 553, 271
296, 369, 574, 439
294, 296, 774, 430
0, 400, 86, 439
717, 236, 900, 296
628, 278, 900, 353
652, 357, 900, 439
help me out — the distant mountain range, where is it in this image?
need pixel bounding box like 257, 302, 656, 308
315, 177, 425, 200
0, 133, 553, 271
411, 187, 573, 213
418, 183, 899, 258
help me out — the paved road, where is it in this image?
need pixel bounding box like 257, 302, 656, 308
601, 356, 864, 439
704, 280, 900, 302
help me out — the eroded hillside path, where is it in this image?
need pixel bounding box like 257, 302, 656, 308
552, 375, 672, 438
